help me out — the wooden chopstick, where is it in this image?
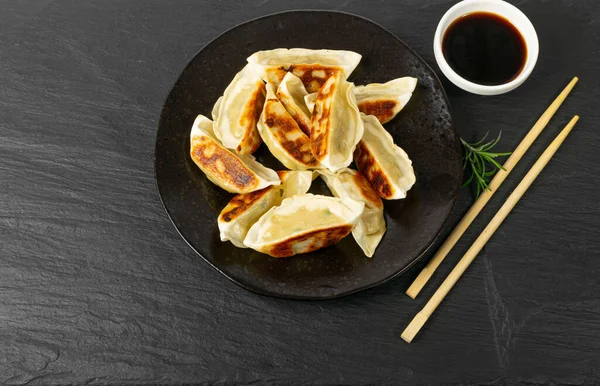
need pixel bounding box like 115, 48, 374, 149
406, 77, 579, 299
401, 115, 580, 343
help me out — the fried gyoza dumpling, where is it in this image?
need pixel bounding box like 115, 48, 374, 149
218, 170, 313, 248
243, 194, 365, 257
354, 114, 415, 200
304, 77, 417, 124
276, 72, 312, 136
318, 168, 385, 257
257, 84, 320, 170
190, 115, 280, 194
310, 72, 363, 172
247, 48, 362, 93
212, 64, 265, 154
354, 77, 417, 124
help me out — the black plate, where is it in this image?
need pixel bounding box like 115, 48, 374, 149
155, 10, 462, 299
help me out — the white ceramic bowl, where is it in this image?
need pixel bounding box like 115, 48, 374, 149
433, 0, 539, 95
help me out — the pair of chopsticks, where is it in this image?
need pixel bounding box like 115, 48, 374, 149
401, 77, 579, 343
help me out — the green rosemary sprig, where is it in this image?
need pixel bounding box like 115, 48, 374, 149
461, 132, 511, 198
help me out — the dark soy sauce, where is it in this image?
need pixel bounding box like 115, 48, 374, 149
443, 12, 527, 86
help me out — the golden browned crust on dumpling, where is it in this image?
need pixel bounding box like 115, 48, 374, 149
191, 135, 259, 192
236, 81, 266, 154
350, 170, 384, 210
265, 224, 353, 258
276, 88, 312, 137
309, 74, 337, 161
264, 67, 288, 87
219, 187, 274, 223
357, 99, 399, 124
294, 116, 312, 137
354, 140, 394, 199
289, 64, 340, 93
263, 98, 320, 168
265, 65, 341, 93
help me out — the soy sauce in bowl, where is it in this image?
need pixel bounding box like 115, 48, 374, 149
442, 11, 527, 86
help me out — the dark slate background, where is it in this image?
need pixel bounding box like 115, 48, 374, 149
1, 0, 598, 384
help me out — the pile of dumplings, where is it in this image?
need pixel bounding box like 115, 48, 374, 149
190, 48, 417, 258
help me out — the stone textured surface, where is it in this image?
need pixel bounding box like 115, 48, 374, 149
1, 0, 599, 384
